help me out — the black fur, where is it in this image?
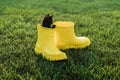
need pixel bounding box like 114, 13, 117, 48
42, 14, 55, 28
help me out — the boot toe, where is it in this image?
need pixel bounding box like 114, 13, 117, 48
77, 37, 91, 48
44, 52, 67, 61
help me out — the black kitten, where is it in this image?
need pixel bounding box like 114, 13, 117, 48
42, 14, 55, 28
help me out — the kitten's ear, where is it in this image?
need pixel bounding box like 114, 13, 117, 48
47, 14, 49, 16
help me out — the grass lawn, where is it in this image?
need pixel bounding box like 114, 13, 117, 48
0, 0, 120, 80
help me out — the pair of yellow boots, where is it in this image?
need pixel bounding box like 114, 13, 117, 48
35, 21, 90, 61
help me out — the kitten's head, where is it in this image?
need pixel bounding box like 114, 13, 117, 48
44, 14, 53, 24
42, 14, 53, 28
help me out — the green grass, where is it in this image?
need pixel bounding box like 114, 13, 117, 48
0, 0, 120, 80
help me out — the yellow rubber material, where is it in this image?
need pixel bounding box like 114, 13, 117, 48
35, 24, 67, 61
54, 21, 91, 50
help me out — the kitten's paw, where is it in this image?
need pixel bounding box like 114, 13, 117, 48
52, 25, 56, 28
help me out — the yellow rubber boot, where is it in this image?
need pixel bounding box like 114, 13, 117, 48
35, 24, 67, 61
54, 21, 91, 50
